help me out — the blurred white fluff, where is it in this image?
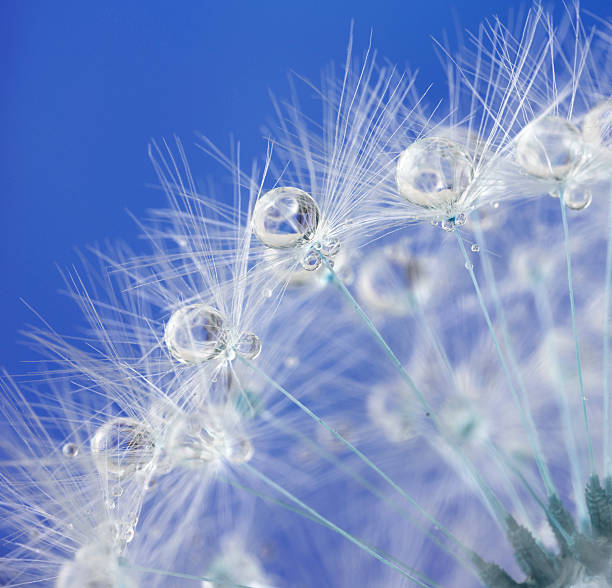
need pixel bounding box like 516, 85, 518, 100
3, 3, 612, 588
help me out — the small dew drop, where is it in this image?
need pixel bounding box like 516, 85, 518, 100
236, 332, 262, 360
441, 219, 454, 232
62, 443, 78, 458
105, 500, 116, 511
301, 250, 322, 271
465, 261, 473, 270
471, 244, 480, 253
263, 288, 273, 299
320, 235, 341, 258
111, 485, 123, 498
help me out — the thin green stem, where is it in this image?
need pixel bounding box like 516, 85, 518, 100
242, 463, 435, 586
238, 355, 473, 561
119, 562, 257, 586
470, 212, 556, 497
603, 184, 612, 477
454, 227, 556, 497
318, 252, 508, 530
558, 190, 595, 474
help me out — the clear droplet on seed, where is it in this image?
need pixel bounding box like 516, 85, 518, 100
396, 137, 473, 209
320, 235, 341, 257
562, 184, 593, 211
91, 418, 155, 478
301, 249, 322, 271
235, 332, 262, 360
515, 116, 583, 180
252, 187, 320, 249
164, 304, 226, 364
62, 443, 79, 458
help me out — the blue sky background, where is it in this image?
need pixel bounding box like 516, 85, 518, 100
1, 0, 611, 375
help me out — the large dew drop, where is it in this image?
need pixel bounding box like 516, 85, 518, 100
583, 100, 612, 150
515, 116, 583, 180
252, 187, 320, 249
396, 137, 473, 209
164, 304, 226, 364
90, 417, 155, 478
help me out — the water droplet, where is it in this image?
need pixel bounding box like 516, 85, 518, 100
562, 184, 593, 211
225, 347, 237, 361
583, 100, 612, 150
145, 478, 157, 490
111, 484, 123, 498
471, 244, 480, 253
396, 137, 473, 209
235, 332, 262, 360
320, 235, 341, 257
225, 436, 254, 464
91, 418, 155, 478
516, 116, 583, 180
62, 443, 78, 458
263, 288, 273, 298
454, 213, 467, 226
105, 500, 116, 510
164, 304, 226, 364
492, 201, 500, 209
465, 261, 473, 270
301, 249, 322, 271
252, 187, 320, 249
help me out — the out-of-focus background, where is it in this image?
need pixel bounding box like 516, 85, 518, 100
1, 0, 611, 374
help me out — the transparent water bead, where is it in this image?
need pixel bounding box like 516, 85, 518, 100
91, 417, 155, 477
515, 116, 583, 180
62, 442, 78, 457
396, 137, 473, 209
558, 184, 593, 211
164, 304, 226, 363
583, 100, 612, 149
357, 247, 430, 315
301, 249, 322, 271
252, 186, 320, 249
235, 332, 262, 360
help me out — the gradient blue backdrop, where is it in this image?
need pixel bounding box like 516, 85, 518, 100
2, 0, 611, 375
